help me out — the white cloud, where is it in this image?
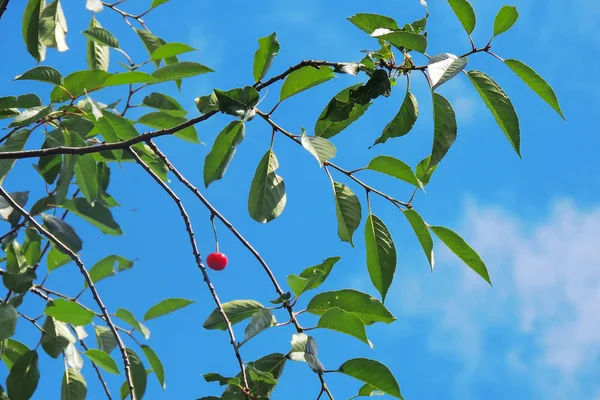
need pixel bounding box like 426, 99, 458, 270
394, 199, 600, 398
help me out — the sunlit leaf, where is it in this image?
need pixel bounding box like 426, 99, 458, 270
493, 5, 518, 37
202, 300, 264, 330
339, 358, 403, 399
280, 66, 335, 101
402, 209, 434, 270
365, 214, 397, 302
428, 93, 457, 169
14, 66, 62, 85
467, 70, 520, 156
332, 182, 361, 246
82, 27, 119, 48
45, 300, 94, 326
447, 0, 476, 34
143, 298, 195, 321
204, 121, 245, 187
307, 289, 395, 325
429, 225, 491, 284
248, 150, 286, 223
253, 32, 280, 82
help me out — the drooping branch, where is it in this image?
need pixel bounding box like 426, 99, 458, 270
0, 188, 137, 400
128, 148, 251, 396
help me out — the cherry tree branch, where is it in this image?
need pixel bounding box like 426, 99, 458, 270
255, 110, 412, 209
0, 111, 217, 161
0, 188, 137, 400
127, 148, 251, 396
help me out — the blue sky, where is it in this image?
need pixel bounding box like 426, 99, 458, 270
0, 0, 599, 399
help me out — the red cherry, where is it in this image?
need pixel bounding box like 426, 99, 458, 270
207, 252, 228, 271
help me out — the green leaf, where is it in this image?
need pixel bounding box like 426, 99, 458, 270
429, 93, 457, 169
429, 226, 491, 284
0, 191, 29, 226
504, 59, 565, 119
95, 326, 117, 354
332, 182, 362, 246
104, 72, 157, 86
151, 61, 213, 81
0, 129, 32, 185
6, 351, 39, 400
15, 94, 41, 108
47, 245, 72, 271
204, 121, 245, 187
402, 209, 434, 270
151, 42, 195, 60
137, 111, 199, 143
202, 300, 264, 330
253, 32, 280, 82
3, 268, 36, 294
315, 83, 372, 139
307, 289, 395, 325
347, 13, 399, 35
45, 299, 94, 326
40, 317, 75, 358
38, 0, 68, 53
317, 308, 371, 347
467, 70, 520, 156
143, 298, 194, 321
214, 86, 259, 120
286, 256, 341, 297
61, 368, 87, 400
493, 5, 518, 37
366, 156, 421, 188
23, 228, 42, 266
124, 348, 147, 400
245, 308, 276, 341
416, 156, 437, 186
221, 354, 286, 399
87, 255, 134, 286
50, 70, 111, 103
301, 132, 336, 167
84, 349, 119, 374
142, 92, 186, 117
365, 214, 397, 302
0, 304, 17, 340
151, 0, 170, 8
447, 0, 476, 35
427, 53, 467, 90
194, 92, 219, 114
115, 309, 150, 339
141, 345, 165, 389
41, 214, 83, 252
203, 373, 240, 387
82, 27, 119, 48
246, 364, 277, 385
373, 90, 418, 146
2, 339, 30, 370
9, 105, 53, 127
86, 17, 109, 71
349, 70, 391, 106
376, 31, 427, 53
74, 155, 99, 203
356, 383, 384, 397
280, 66, 335, 101
22, 0, 44, 63
136, 29, 163, 67
248, 150, 286, 223
61, 198, 122, 236
14, 66, 62, 85
339, 358, 403, 399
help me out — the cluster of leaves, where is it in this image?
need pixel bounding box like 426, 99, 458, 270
0, 0, 563, 399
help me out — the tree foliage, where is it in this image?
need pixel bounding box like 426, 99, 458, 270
0, 0, 564, 398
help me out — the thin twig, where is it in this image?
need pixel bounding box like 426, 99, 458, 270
128, 149, 251, 397
256, 110, 411, 209
79, 340, 113, 399
0, 188, 137, 400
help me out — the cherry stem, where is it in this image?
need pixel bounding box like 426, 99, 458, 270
210, 214, 219, 253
